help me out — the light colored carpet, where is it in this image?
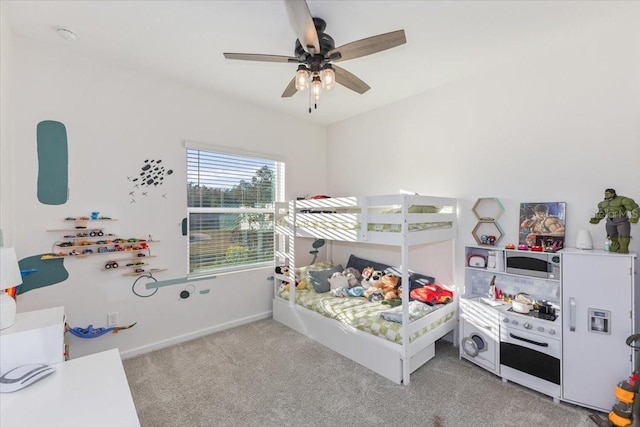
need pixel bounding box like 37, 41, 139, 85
123, 318, 600, 427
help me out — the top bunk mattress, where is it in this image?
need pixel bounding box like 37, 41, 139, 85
276, 194, 457, 245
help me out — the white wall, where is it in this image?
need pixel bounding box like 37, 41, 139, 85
4, 37, 327, 359
327, 10, 640, 287
0, 2, 15, 246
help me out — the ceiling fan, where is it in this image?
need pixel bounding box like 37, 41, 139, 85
223, 0, 406, 112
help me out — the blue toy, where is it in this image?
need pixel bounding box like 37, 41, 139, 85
67, 322, 137, 338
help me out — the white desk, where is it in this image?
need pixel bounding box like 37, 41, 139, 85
0, 348, 140, 427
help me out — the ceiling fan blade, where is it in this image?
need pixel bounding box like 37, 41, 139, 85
333, 65, 370, 94
284, 0, 320, 54
327, 30, 406, 62
281, 77, 298, 98
223, 53, 299, 63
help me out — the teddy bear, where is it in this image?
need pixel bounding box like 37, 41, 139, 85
364, 273, 400, 302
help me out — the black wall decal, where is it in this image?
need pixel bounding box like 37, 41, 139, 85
127, 159, 173, 202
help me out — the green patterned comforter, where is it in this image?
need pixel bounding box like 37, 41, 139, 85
277, 288, 454, 344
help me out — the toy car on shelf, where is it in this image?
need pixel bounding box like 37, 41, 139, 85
104, 261, 119, 269
410, 284, 454, 305
89, 230, 104, 237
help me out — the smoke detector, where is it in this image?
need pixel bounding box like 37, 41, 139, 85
56, 28, 78, 41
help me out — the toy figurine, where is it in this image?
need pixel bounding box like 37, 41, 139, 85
589, 188, 639, 254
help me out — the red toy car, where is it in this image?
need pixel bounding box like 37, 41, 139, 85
410, 284, 454, 305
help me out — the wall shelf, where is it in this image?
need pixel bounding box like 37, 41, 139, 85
42, 215, 166, 274
471, 198, 505, 246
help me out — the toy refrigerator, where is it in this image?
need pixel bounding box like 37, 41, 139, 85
561, 249, 637, 412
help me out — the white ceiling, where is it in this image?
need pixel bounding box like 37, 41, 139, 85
2, 0, 633, 126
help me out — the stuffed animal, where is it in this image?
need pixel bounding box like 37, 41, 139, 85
329, 268, 362, 290
275, 265, 289, 275
275, 265, 306, 290
342, 267, 362, 288
361, 269, 383, 290
361, 267, 375, 281
328, 272, 349, 290
364, 273, 401, 301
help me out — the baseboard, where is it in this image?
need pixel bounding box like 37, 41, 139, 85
119, 311, 272, 359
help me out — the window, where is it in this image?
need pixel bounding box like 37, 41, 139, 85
187, 146, 284, 275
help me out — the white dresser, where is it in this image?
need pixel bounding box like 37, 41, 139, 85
0, 307, 140, 426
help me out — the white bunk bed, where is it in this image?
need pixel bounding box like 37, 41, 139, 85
272, 194, 458, 385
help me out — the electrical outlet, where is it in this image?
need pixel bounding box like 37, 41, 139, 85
107, 312, 118, 327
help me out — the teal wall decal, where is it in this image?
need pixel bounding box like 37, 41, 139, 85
37, 121, 69, 205
17, 255, 68, 294
145, 275, 215, 290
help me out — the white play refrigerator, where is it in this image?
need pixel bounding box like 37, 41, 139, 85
561, 249, 637, 413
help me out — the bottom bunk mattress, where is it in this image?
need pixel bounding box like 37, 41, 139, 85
276, 288, 455, 344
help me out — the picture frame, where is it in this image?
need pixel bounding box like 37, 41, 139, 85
519, 202, 566, 250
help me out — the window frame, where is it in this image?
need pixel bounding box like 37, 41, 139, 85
185, 141, 284, 277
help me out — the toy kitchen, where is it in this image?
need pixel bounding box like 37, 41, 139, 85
461, 287, 562, 402
460, 245, 638, 413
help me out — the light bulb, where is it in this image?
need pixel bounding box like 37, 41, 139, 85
295, 68, 309, 91
311, 75, 322, 99
321, 67, 335, 90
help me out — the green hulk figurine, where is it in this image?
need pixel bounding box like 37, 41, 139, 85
589, 188, 639, 253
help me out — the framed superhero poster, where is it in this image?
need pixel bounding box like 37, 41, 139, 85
519, 202, 566, 250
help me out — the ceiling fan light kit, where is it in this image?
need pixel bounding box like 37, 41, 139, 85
223, 0, 406, 113
296, 65, 334, 94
